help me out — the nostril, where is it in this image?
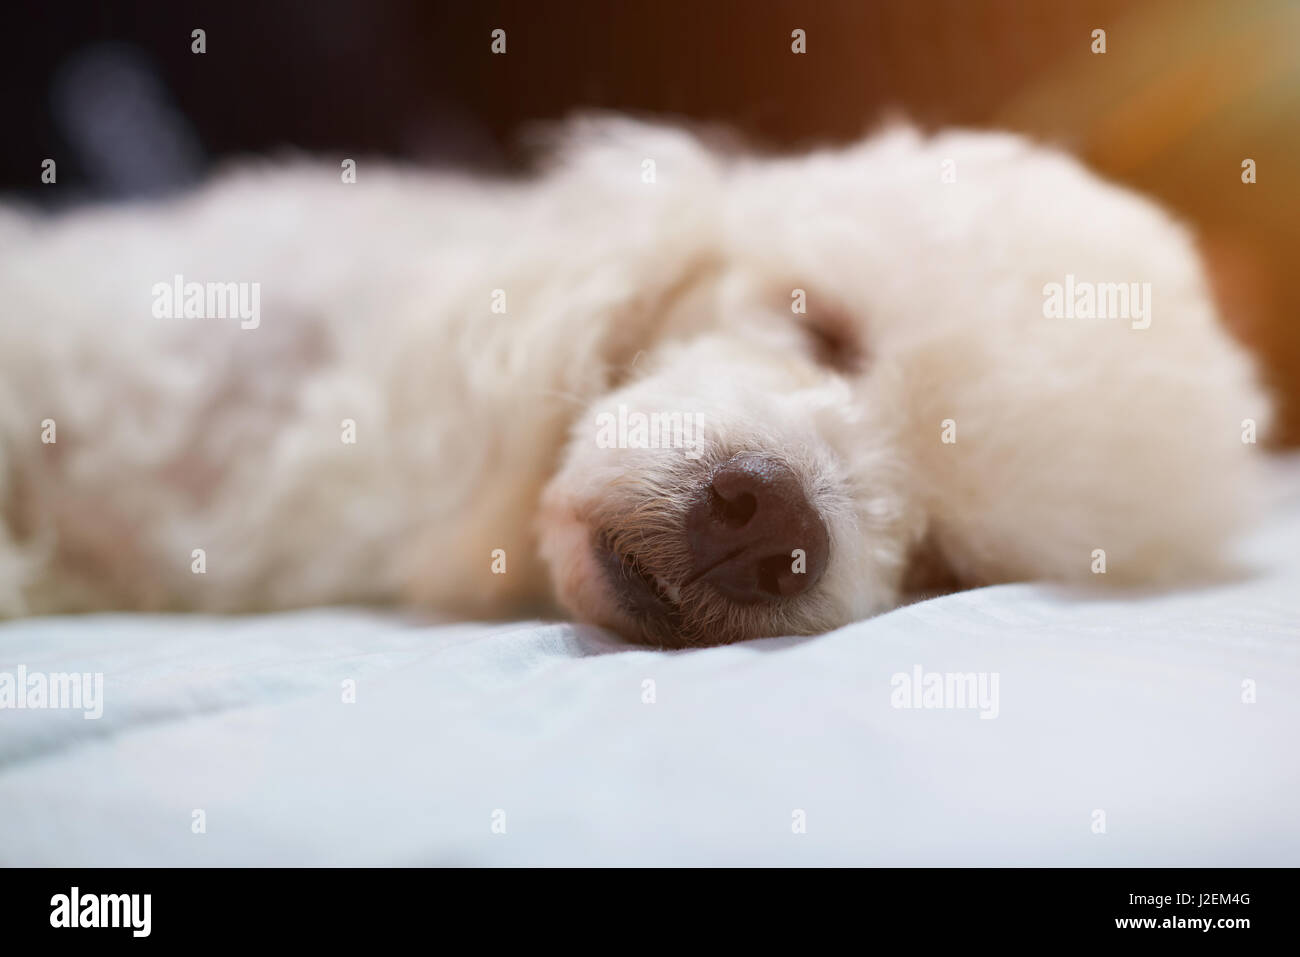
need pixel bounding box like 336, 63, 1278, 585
710, 487, 757, 528
755, 554, 789, 597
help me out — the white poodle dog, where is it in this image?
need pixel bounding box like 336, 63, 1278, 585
0, 117, 1271, 646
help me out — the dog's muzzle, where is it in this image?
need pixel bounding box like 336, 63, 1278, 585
598, 452, 830, 629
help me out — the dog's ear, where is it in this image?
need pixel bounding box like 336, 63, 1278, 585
518, 115, 735, 388
599, 256, 726, 389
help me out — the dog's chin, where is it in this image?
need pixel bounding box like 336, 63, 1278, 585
536, 510, 675, 645
543, 541, 794, 647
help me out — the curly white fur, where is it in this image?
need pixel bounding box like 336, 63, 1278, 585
0, 117, 1271, 644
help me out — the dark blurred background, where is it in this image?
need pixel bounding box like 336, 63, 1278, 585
3, 0, 1298, 442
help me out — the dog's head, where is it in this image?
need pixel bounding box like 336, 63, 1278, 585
527, 112, 999, 646
531, 119, 934, 646
533, 114, 1264, 646
528, 117, 958, 647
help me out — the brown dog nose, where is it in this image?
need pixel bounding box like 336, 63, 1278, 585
685, 453, 829, 603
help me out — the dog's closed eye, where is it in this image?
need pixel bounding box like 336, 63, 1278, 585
797, 307, 866, 374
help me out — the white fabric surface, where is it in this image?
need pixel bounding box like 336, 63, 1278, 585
2, 468, 1297, 866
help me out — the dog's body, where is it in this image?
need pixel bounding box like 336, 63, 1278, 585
0, 119, 1271, 644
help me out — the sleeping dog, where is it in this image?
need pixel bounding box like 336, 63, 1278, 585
0, 116, 1271, 645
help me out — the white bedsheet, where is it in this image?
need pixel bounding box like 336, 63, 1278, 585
2, 467, 1297, 866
